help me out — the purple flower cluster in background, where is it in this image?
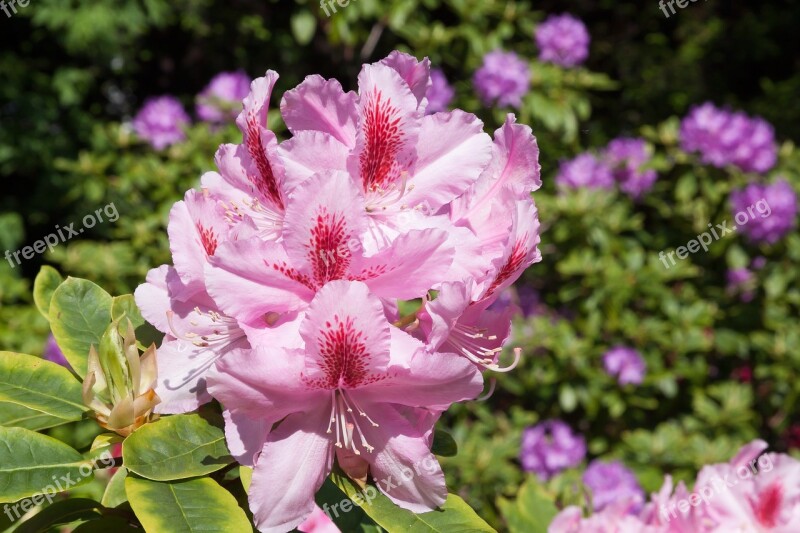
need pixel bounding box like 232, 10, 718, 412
726, 267, 756, 302
604, 137, 658, 199
582, 459, 645, 512
473, 50, 530, 108
555, 153, 614, 190
680, 102, 778, 173
602, 346, 646, 385
196, 70, 251, 123
557, 138, 659, 197
425, 68, 455, 114
730, 179, 797, 244
44, 334, 68, 367
520, 420, 586, 480
534, 14, 590, 68
132, 96, 190, 150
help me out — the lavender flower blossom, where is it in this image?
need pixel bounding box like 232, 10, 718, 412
535, 14, 590, 67
730, 179, 797, 244
604, 137, 658, 199
473, 50, 530, 108
582, 460, 645, 512
133, 96, 190, 150
44, 334, 69, 367
555, 153, 614, 190
602, 346, 646, 385
425, 69, 455, 114
520, 420, 586, 480
680, 103, 777, 173
196, 70, 251, 123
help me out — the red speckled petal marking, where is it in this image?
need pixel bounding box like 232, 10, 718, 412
196, 223, 219, 256
308, 207, 352, 287
485, 236, 528, 297
359, 89, 404, 191
245, 116, 284, 209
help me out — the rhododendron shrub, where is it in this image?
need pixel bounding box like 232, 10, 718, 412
0, 50, 541, 533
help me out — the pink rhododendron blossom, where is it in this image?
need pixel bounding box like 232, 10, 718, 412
553, 440, 800, 532
135, 51, 542, 532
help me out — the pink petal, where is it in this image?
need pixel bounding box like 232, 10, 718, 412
207, 346, 326, 423
152, 337, 215, 414
278, 131, 350, 191
356, 402, 447, 512
451, 114, 541, 224
222, 409, 270, 467
353, 228, 454, 300
167, 189, 230, 292
481, 197, 542, 299
205, 238, 315, 325
379, 51, 431, 108
423, 280, 473, 349
249, 409, 334, 533
299, 280, 391, 388
282, 171, 368, 288
280, 75, 359, 148
234, 71, 288, 211
406, 110, 492, 211
350, 63, 421, 194
356, 329, 483, 410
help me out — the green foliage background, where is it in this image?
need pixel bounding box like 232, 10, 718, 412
1, 0, 799, 530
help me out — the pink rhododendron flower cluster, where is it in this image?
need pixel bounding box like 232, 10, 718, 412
135, 51, 542, 532
550, 439, 800, 532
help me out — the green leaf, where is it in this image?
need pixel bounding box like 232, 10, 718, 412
122, 413, 233, 481
497, 477, 559, 533
72, 516, 140, 532
33, 266, 64, 321
0, 352, 88, 431
240, 465, 252, 493
330, 469, 495, 532
101, 467, 128, 508
49, 277, 113, 377
126, 476, 251, 533
111, 294, 145, 330
431, 428, 458, 457
15, 498, 102, 533
0, 426, 92, 503
291, 10, 317, 45
315, 477, 378, 532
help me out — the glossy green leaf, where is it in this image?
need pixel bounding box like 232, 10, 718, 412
122, 413, 233, 481
33, 266, 64, 321
110, 294, 145, 330
49, 277, 113, 377
126, 476, 251, 533
497, 477, 559, 533
15, 498, 101, 533
240, 465, 253, 493
431, 428, 458, 457
0, 352, 87, 431
101, 467, 128, 508
330, 469, 495, 532
0, 427, 92, 503
72, 516, 140, 532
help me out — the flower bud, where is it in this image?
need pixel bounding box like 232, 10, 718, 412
82, 317, 160, 436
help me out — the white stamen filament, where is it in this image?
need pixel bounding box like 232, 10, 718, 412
327, 389, 378, 455
447, 323, 521, 373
